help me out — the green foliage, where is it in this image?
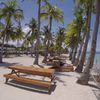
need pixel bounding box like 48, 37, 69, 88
74, 0, 95, 13
22, 18, 38, 48
41, 1, 64, 24
48, 43, 56, 53
0, 0, 23, 42
65, 20, 81, 49
42, 25, 50, 45
55, 27, 65, 54
65, 5, 85, 49
15, 29, 24, 40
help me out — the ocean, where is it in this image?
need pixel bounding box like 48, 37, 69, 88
86, 52, 100, 64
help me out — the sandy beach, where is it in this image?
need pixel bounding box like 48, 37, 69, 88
0, 55, 99, 100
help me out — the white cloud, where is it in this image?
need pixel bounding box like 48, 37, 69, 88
22, 26, 31, 33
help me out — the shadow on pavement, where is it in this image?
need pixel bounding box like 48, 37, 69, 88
5, 80, 57, 95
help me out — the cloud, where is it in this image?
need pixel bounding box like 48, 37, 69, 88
22, 26, 30, 33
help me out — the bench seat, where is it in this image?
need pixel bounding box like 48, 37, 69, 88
4, 74, 51, 89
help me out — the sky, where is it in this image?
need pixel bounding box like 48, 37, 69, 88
18, 0, 75, 31
0, 0, 100, 52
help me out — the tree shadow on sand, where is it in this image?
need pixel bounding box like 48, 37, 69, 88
87, 83, 100, 90
54, 74, 67, 86
0, 62, 19, 68
5, 80, 57, 94
92, 89, 100, 100
55, 72, 73, 77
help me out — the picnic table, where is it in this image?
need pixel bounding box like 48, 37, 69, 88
50, 57, 74, 72
47, 56, 66, 65
4, 66, 55, 93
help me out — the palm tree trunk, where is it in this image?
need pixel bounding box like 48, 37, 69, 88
72, 47, 77, 64
0, 36, 5, 63
49, 16, 53, 56
34, 0, 41, 65
49, 16, 52, 34
75, 32, 86, 66
30, 41, 34, 57
5, 42, 8, 57
75, 8, 91, 73
17, 40, 20, 56
34, 39, 39, 64
42, 40, 49, 63
69, 48, 74, 60
42, 16, 53, 62
77, 0, 100, 85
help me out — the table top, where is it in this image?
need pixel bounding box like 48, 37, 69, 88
8, 66, 55, 77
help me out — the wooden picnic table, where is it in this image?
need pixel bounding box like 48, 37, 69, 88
8, 66, 55, 77
4, 66, 55, 93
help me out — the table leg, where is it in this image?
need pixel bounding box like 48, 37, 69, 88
10, 70, 20, 77
10, 69, 15, 74
5, 78, 9, 83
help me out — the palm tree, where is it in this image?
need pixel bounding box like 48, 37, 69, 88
16, 25, 24, 56
22, 0, 64, 64
75, 16, 87, 66
23, 18, 38, 57
65, 20, 81, 61
0, 0, 23, 63
22, 0, 43, 64
41, 2, 63, 62
71, 9, 84, 64
77, 0, 100, 85
33, 0, 42, 64
4, 25, 16, 57
75, 31, 86, 66
55, 27, 65, 56
42, 26, 50, 63
41, 2, 63, 33
74, 0, 94, 73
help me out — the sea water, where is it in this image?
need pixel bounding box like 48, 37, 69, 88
86, 52, 100, 64
86, 52, 100, 73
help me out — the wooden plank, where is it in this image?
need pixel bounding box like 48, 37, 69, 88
60, 67, 74, 72
4, 74, 51, 88
8, 66, 55, 77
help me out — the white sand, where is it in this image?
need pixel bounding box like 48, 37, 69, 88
0, 55, 98, 100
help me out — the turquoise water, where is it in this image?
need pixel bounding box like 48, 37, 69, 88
86, 52, 100, 64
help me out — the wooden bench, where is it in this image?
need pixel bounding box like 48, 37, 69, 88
4, 74, 51, 88
4, 66, 55, 93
